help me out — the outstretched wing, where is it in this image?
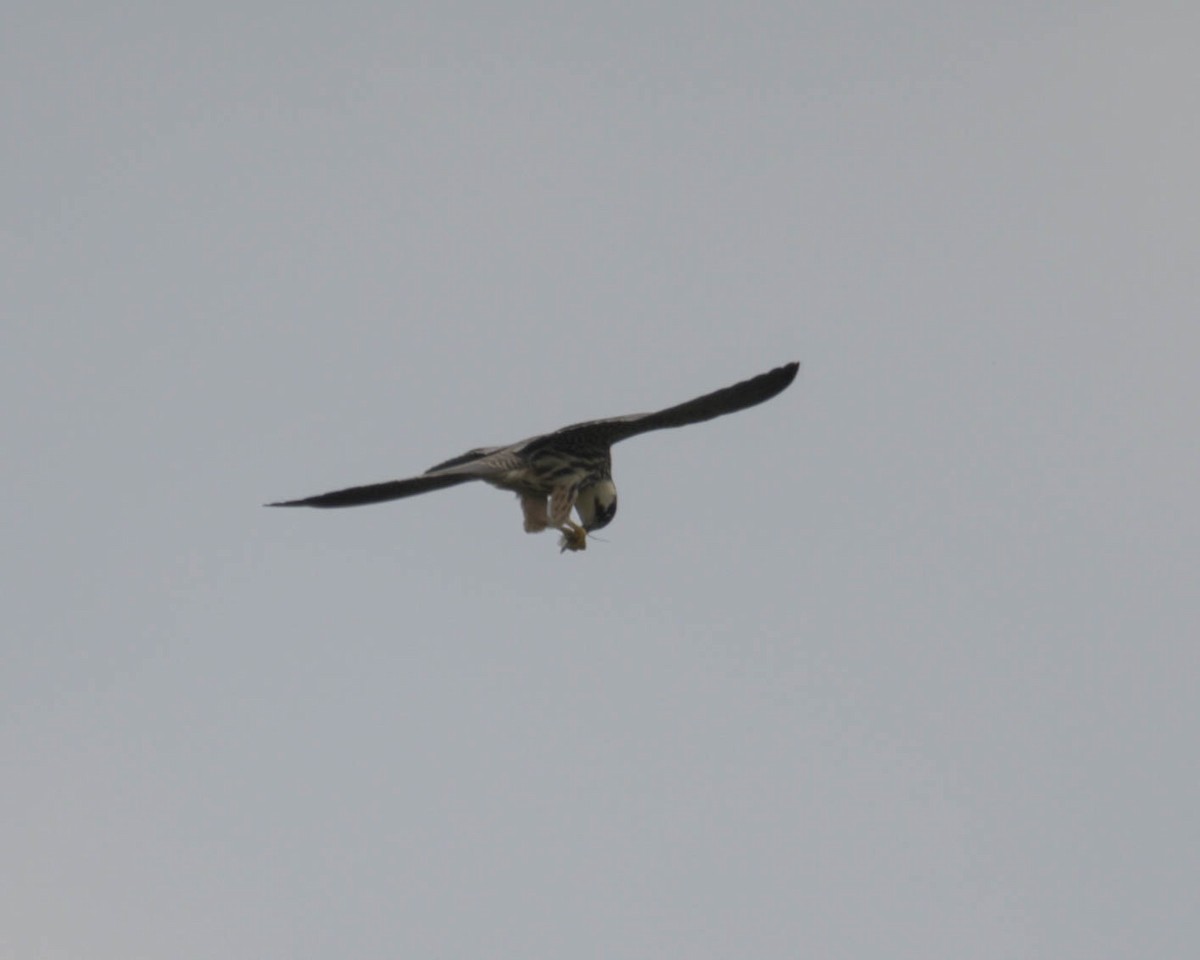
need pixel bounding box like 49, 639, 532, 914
265, 471, 476, 508
265, 362, 798, 508
265, 440, 524, 508
522, 361, 799, 456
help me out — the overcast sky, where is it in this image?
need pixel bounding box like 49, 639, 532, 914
4, 3, 1198, 958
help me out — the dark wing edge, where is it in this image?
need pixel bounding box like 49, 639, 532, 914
547, 361, 800, 449
423, 445, 504, 473
265, 472, 475, 508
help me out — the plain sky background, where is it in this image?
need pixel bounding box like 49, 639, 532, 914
4, 3, 1197, 958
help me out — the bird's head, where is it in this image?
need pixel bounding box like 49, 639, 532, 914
576, 478, 618, 532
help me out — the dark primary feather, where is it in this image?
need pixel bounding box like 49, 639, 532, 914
266, 472, 472, 508
522, 361, 800, 455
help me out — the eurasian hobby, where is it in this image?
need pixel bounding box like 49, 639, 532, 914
268, 361, 799, 553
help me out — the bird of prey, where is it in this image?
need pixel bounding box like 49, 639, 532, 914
268, 361, 799, 553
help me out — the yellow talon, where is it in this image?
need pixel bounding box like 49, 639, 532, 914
558, 523, 588, 553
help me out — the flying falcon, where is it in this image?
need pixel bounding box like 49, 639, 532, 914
268, 361, 799, 553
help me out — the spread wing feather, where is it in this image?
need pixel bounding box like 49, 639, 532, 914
265, 472, 476, 508
522, 361, 799, 455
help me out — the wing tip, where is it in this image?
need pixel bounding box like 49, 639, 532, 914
764, 360, 801, 394
263, 494, 356, 508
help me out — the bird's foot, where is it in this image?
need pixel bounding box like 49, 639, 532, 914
558, 523, 588, 553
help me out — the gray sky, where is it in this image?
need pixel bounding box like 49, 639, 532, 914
4, 3, 1198, 958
